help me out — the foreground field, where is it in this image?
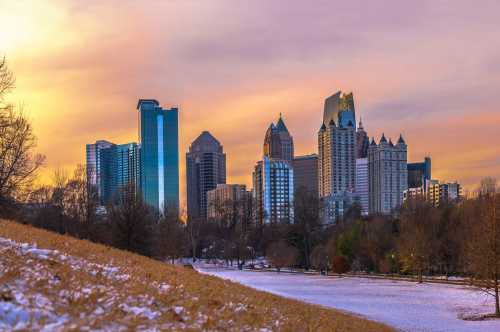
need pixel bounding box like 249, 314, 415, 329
0, 220, 393, 331
198, 266, 500, 332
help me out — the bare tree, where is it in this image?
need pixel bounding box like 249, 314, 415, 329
0, 58, 45, 213
108, 186, 155, 256
266, 240, 298, 272
467, 181, 500, 317
293, 186, 320, 270
155, 203, 187, 264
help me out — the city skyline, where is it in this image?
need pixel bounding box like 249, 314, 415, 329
2, 0, 500, 207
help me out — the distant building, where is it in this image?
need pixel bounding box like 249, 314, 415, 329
441, 181, 462, 202
86, 140, 114, 205
403, 180, 462, 207
355, 158, 369, 215
114, 143, 140, 199
207, 184, 249, 219
85, 141, 139, 205
368, 134, 408, 214
321, 191, 357, 224
407, 157, 432, 190
253, 157, 294, 224
356, 119, 369, 159
137, 99, 179, 212
293, 154, 318, 195
263, 114, 294, 161
186, 131, 226, 220
318, 91, 356, 222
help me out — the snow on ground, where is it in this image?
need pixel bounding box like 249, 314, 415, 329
198, 265, 500, 332
0, 237, 174, 331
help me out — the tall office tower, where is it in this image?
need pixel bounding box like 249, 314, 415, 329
114, 143, 140, 199
407, 157, 432, 189
86, 140, 115, 205
368, 134, 408, 214
253, 157, 294, 224
186, 131, 226, 220
207, 184, 249, 220
323, 91, 356, 127
86, 141, 140, 205
263, 114, 294, 161
355, 158, 369, 215
318, 92, 357, 223
356, 119, 369, 159
293, 154, 318, 195
137, 99, 179, 212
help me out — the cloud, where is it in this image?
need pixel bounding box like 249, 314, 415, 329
2, 0, 500, 203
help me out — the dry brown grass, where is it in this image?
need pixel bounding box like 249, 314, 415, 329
0, 219, 395, 331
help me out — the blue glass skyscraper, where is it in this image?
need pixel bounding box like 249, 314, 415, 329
137, 99, 179, 211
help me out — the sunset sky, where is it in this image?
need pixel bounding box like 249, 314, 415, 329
1, 0, 499, 205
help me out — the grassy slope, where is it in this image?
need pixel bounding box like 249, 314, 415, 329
0, 220, 394, 331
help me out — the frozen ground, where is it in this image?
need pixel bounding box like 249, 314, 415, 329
198, 266, 500, 332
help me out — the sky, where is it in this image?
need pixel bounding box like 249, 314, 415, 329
1, 0, 499, 205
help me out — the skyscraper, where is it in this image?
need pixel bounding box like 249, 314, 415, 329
137, 99, 179, 212
356, 119, 369, 159
114, 143, 140, 199
186, 131, 226, 220
368, 134, 408, 214
86, 140, 114, 205
86, 140, 140, 205
323, 91, 356, 127
355, 157, 369, 215
318, 92, 357, 223
263, 114, 294, 161
293, 154, 318, 195
253, 157, 294, 224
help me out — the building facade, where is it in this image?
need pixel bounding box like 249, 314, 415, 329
137, 99, 179, 212
355, 157, 369, 215
253, 157, 294, 224
408, 157, 432, 189
86, 140, 115, 205
186, 131, 226, 220
368, 134, 408, 214
356, 119, 369, 159
293, 154, 318, 195
85, 141, 140, 205
207, 184, 249, 219
318, 92, 356, 222
263, 114, 294, 161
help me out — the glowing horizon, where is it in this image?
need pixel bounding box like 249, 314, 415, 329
2, 0, 499, 206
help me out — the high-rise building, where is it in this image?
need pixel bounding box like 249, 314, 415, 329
355, 158, 369, 215
356, 119, 369, 159
86, 140, 115, 205
440, 181, 462, 202
368, 134, 408, 214
318, 91, 356, 222
293, 154, 318, 195
323, 91, 355, 127
408, 157, 432, 189
137, 99, 179, 212
253, 156, 294, 224
263, 114, 294, 161
207, 184, 249, 220
186, 131, 226, 220
114, 143, 140, 199
85, 141, 140, 205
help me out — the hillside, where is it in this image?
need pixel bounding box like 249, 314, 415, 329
0, 220, 393, 331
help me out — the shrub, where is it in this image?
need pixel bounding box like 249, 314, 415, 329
331, 255, 350, 274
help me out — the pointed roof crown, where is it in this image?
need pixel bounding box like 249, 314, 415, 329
379, 133, 387, 144
397, 134, 406, 145
275, 114, 289, 133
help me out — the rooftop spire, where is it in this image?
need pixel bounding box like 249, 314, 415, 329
358, 117, 364, 130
